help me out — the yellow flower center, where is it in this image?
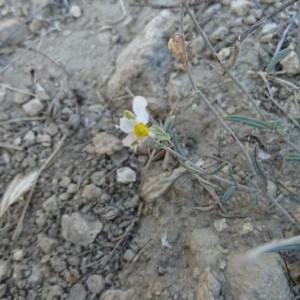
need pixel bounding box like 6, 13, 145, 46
134, 122, 149, 138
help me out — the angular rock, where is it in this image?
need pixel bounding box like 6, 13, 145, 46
230, 0, 250, 16
61, 212, 103, 246
37, 234, 58, 254
226, 253, 292, 299
107, 10, 176, 107
0, 260, 10, 282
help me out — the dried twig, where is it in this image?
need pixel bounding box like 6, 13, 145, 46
12, 134, 68, 239
0, 171, 39, 219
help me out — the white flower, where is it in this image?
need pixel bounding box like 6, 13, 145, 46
119, 96, 153, 147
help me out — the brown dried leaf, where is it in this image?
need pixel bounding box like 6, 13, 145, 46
168, 33, 193, 62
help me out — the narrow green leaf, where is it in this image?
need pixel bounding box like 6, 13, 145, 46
207, 162, 227, 175
265, 48, 290, 73
252, 192, 262, 204
164, 116, 175, 134
149, 125, 170, 141
221, 186, 236, 204
225, 115, 269, 129
287, 154, 300, 161
172, 129, 185, 157
183, 160, 205, 175
228, 165, 236, 183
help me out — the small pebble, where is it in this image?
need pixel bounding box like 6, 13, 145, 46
123, 249, 135, 262
230, 0, 250, 16
213, 218, 228, 232
67, 183, 79, 194
22, 98, 43, 116
86, 274, 105, 294
12, 249, 24, 261
69, 4, 82, 18
116, 167, 137, 183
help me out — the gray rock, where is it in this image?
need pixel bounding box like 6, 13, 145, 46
42, 195, 59, 214
187, 228, 221, 270
51, 256, 66, 273
67, 183, 79, 194
123, 249, 135, 262
92, 133, 122, 156
27, 265, 43, 285
124, 194, 140, 209
23, 130, 36, 142
226, 253, 292, 300
0, 283, 7, 298
86, 274, 105, 294
116, 167, 136, 183
91, 171, 106, 186
12, 249, 24, 261
67, 284, 87, 300
42, 285, 64, 300
37, 234, 58, 254
60, 176, 71, 188
81, 183, 102, 200
22, 98, 44, 116
45, 123, 59, 136
0, 260, 10, 282
107, 10, 176, 105
100, 289, 134, 300
61, 212, 103, 246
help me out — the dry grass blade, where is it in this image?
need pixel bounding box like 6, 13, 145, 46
0, 171, 38, 219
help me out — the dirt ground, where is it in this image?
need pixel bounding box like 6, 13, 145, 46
1, 0, 300, 299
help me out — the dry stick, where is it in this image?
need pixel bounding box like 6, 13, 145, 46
0, 117, 47, 125
0, 142, 23, 151
275, 12, 297, 55
13, 134, 68, 239
183, 0, 266, 121
256, 71, 300, 130
0, 84, 38, 98
179, 1, 257, 178
296, 0, 300, 65
239, 0, 297, 43
181, 1, 295, 223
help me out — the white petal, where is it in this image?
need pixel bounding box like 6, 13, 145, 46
119, 118, 135, 134
133, 96, 149, 124
122, 133, 137, 147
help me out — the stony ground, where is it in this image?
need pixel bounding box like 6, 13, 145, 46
1, 0, 300, 299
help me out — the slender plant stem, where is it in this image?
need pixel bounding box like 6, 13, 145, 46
179, 1, 258, 179
297, 0, 300, 65
182, 0, 266, 121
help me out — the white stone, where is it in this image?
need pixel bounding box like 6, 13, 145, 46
280, 51, 300, 75
217, 47, 231, 61
61, 213, 103, 246
230, 0, 250, 16
261, 22, 278, 35
23, 130, 36, 142
22, 98, 43, 116
69, 4, 82, 18
213, 218, 228, 232
116, 167, 136, 183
